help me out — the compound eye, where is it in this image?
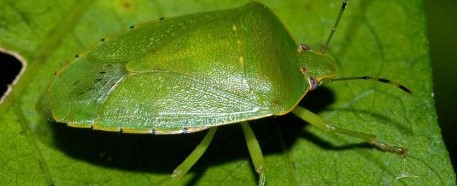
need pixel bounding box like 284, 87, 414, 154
308, 76, 319, 91
298, 44, 310, 52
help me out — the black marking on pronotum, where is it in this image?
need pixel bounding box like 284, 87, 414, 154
101, 80, 109, 86
99, 71, 107, 74
75, 54, 79, 58
129, 25, 135, 29
95, 78, 102, 82
182, 128, 189, 134
101, 38, 106, 42
159, 17, 165, 21
73, 80, 81, 86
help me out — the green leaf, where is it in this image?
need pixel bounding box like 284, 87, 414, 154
0, 0, 454, 185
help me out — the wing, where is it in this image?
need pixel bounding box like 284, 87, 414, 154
93, 71, 272, 134
39, 61, 272, 134
37, 3, 277, 134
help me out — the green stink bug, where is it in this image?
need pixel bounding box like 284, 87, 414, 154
37, 1, 411, 185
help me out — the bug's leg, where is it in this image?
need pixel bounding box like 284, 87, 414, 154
171, 127, 218, 179
240, 122, 266, 186
291, 106, 406, 155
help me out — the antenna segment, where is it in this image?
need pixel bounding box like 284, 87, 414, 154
320, 0, 348, 53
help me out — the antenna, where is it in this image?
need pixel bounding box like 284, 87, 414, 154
322, 76, 412, 94
320, 0, 348, 54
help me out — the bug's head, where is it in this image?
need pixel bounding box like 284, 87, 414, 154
296, 44, 336, 91
296, 44, 412, 94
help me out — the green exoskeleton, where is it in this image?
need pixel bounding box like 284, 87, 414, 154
37, 1, 410, 185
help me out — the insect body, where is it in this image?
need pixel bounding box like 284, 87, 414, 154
37, 1, 409, 185
39, 2, 325, 134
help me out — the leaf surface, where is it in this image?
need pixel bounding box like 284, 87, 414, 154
0, 0, 454, 185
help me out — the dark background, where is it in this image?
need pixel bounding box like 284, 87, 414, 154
424, 0, 457, 169
1, 0, 456, 173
